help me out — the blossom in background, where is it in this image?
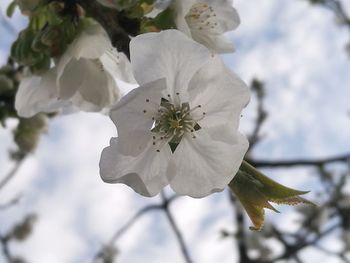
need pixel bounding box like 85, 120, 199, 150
15, 24, 135, 117
100, 30, 249, 198
174, 0, 240, 53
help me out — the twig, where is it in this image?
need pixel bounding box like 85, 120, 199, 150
0, 195, 21, 210
0, 158, 25, 192
248, 153, 350, 168
248, 80, 267, 151
0, 234, 11, 262
108, 205, 162, 244
161, 192, 193, 263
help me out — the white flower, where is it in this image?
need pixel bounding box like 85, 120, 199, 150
100, 30, 249, 198
15, 24, 135, 117
174, 0, 240, 53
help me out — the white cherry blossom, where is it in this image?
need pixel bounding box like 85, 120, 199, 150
174, 0, 240, 53
15, 24, 135, 117
100, 30, 249, 198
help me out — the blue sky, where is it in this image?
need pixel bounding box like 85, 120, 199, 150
1, 0, 350, 262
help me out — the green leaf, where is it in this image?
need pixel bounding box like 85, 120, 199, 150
229, 161, 315, 231
143, 7, 176, 32
6, 1, 17, 17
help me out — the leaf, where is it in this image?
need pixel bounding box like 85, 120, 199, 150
6, 1, 17, 17
229, 161, 315, 231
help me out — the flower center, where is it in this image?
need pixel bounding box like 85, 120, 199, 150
185, 3, 219, 33
144, 94, 205, 152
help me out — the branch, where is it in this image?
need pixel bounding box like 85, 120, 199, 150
0, 234, 11, 262
161, 192, 193, 263
248, 153, 350, 168
0, 158, 25, 192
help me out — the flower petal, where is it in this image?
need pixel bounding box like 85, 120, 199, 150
15, 69, 66, 117
191, 32, 235, 53
169, 126, 249, 198
208, 0, 240, 32
188, 55, 250, 129
56, 24, 111, 88
69, 24, 111, 60
130, 30, 211, 98
100, 137, 172, 197
110, 78, 167, 156
101, 49, 136, 84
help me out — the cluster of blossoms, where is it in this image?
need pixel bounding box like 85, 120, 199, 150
16, 0, 250, 198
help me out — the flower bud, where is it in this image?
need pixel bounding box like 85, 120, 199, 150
0, 75, 14, 93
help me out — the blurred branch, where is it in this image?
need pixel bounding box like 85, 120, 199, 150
93, 194, 187, 263
0, 234, 11, 262
323, 0, 350, 30
248, 152, 350, 168
161, 192, 193, 263
248, 79, 268, 151
0, 157, 25, 192
0, 195, 21, 210
229, 193, 256, 263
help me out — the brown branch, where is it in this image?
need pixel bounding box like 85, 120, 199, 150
161, 192, 193, 263
0, 158, 25, 192
248, 153, 350, 168
0, 234, 11, 262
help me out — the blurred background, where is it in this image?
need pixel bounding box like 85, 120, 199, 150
1, 0, 350, 262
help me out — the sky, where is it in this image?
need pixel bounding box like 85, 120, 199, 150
1, 0, 350, 263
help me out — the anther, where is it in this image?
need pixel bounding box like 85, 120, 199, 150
146, 99, 150, 102
156, 150, 160, 152
143, 110, 147, 113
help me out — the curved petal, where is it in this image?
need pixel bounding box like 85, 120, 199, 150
191, 32, 235, 53
188, 55, 250, 129
207, 0, 240, 32
56, 24, 111, 87
101, 48, 136, 84
57, 59, 85, 99
70, 24, 111, 60
76, 62, 118, 110
15, 69, 64, 117
174, 0, 195, 36
110, 78, 166, 156
130, 30, 211, 99
100, 137, 172, 197
58, 58, 119, 111
169, 126, 249, 198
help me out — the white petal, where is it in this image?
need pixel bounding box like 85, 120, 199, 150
110, 78, 166, 156
56, 24, 111, 87
188, 55, 250, 129
130, 30, 211, 98
58, 58, 119, 110
181, 0, 239, 53
57, 59, 84, 99
174, 0, 195, 36
100, 137, 172, 197
191, 32, 235, 53
207, 0, 240, 32
101, 49, 136, 84
169, 126, 249, 198
70, 24, 111, 60
15, 69, 63, 117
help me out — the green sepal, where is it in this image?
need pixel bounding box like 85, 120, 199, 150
229, 161, 315, 231
141, 7, 176, 32
7, 1, 17, 17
